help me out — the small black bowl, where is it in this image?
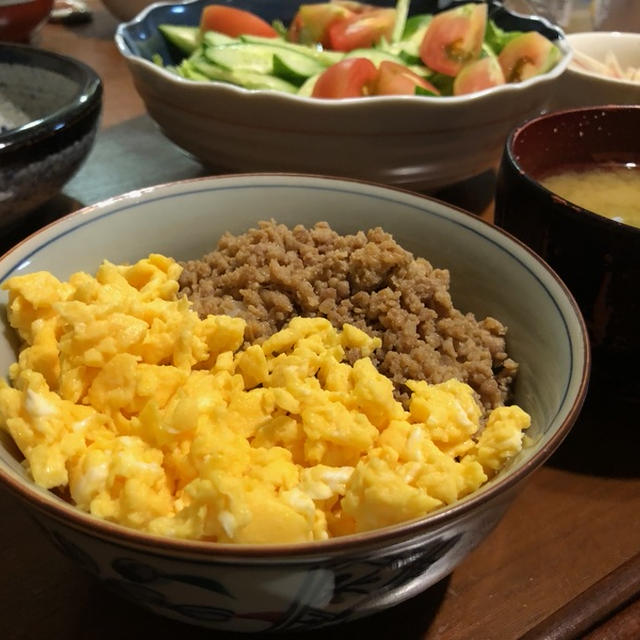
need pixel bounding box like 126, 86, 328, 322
0, 43, 102, 228
494, 105, 640, 399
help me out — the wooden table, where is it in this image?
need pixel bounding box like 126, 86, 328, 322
1, 3, 639, 639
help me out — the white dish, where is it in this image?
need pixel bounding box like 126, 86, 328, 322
0, 173, 589, 632
553, 31, 640, 109
115, 0, 571, 191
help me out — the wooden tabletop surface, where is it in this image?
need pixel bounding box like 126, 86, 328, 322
1, 3, 639, 639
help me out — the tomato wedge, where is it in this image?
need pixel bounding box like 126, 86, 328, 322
453, 56, 505, 95
287, 2, 354, 46
373, 61, 440, 96
312, 57, 378, 99
200, 5, 278, 38
327, 7, 396, 52
419, 3, 487, 77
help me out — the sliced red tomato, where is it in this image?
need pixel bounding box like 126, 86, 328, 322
327, 7, 396, 52
312, 57, 378, 99
287, 2, 355, 46
498, 31, 558, 82
200, 5, 278, 38
453, 56, 505, 95
419, 2, 487, 77
373, 61, 440, 96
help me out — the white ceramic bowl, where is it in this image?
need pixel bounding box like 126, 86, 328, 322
553, 31, 640, 109
115, 0, 571, 191
0, 174, 589, 632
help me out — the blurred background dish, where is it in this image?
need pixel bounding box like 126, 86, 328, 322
0, 173, 589, 632
114, 0, 571, 191
49, 0, 93, 25
503, 0, 640, 32
494, 105, 639, 402
0, 0, 54, 42
503, 0, 575, 29
553, 31, 640, 109
591, 0, 640, 31
0, 43, 102, 229
100, 0, 165, 22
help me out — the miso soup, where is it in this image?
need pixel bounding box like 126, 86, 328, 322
539, 163, 640, 230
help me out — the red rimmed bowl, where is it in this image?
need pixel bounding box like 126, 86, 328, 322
495, 105, 640, 399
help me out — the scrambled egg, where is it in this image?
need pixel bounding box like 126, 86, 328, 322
0, 255, 531, 544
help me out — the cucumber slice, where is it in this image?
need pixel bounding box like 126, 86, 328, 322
231, 70, 299, 93
204, 42, 328, 86
272, 51, 325, 85
191, 56, 299, 93
428, 72, 455, 96
239, 34, 344, 66
403, 14, 432, 39
344, 48, 405, 67
481, 42, 498, 58
344, 47, 431, 77
159, 24, 201, 55
178, 59, 210, 82
190, 55, 233, 81
383, 20, 431, 63
297, 73, 320, 97
202, 30, 238, 48
205, 43, 275, 74
391, 0, 410, 43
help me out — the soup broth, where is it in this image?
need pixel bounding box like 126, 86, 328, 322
539, 163, 640, 229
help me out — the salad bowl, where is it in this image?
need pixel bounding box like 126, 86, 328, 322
115, 0, 571, 191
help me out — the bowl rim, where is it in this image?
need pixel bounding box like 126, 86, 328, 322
0, 172, 591, 559
114, 0, 572, 106
0, 43, 103, 154
505, 104, 640, 236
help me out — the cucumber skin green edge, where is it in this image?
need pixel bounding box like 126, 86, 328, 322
158, 24, 201, 55
189, 55, 299, 93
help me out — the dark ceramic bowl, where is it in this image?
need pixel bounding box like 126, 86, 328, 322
495, 106, 640, 399
0, 43, 102, 228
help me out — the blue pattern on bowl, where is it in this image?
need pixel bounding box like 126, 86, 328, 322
33, 513, 476, 632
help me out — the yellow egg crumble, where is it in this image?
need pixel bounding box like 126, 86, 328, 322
0, 254, 530, 544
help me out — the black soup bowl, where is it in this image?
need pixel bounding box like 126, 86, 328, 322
495, 105, 640, 401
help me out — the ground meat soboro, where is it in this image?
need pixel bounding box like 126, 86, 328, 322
178, 221, 518, 410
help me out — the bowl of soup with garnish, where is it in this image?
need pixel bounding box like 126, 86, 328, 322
495, 105, 640, 401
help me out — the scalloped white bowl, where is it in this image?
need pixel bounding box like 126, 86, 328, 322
115, 0, 571, 191
0, 174, 589, 632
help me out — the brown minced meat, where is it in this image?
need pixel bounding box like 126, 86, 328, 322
178, 221, 518, 411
